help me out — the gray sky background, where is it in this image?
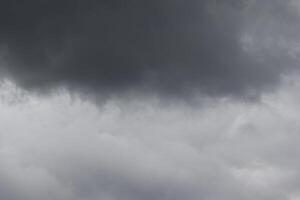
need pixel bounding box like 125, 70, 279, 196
1, 0, 300, 200
0, 77, 299, 200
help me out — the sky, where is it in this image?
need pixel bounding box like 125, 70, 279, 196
1, 0, 300, 199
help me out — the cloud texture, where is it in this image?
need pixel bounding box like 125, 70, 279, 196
1, 1, 300, 200
0, 0, 300, 98
0, 77, 300, 199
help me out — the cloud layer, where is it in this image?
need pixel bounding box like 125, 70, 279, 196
0, 77, 300, 200
1, 0, 300, 99
1, 1, 300, 199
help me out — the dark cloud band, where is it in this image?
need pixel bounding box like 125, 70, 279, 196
0, 0, 299, 99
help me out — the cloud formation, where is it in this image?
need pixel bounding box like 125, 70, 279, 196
0, 77, 299, 200
0, 0, 300, 99
2, 1, 300, 199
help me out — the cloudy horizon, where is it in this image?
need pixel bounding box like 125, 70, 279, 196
1, 1, 300, 199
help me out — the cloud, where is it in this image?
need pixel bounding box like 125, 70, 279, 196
0, 77, 300, 199
1, 1, 300, 199
0, 0, 299, 99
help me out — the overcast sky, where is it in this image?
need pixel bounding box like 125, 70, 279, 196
1, 0, 300, 200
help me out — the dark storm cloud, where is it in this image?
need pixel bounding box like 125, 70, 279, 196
0, 0, 299, 98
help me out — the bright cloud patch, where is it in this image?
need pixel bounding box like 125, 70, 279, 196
0, 78, 298, 200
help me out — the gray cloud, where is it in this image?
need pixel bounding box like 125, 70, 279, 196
2, 2, 300, 199
0, 0, 299, 99
0, 77, 299, 199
